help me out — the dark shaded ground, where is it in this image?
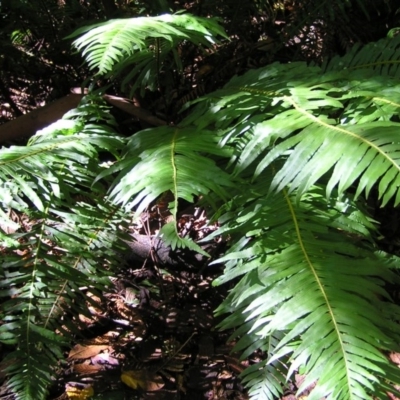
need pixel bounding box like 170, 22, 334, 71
50, 201, 400, 400
45, 207, 251, 400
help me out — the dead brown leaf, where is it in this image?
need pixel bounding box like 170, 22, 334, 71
390, 352, 400, 365
73, 363, 103, 374
65, 382, 94, 399
68, 344, 109, 360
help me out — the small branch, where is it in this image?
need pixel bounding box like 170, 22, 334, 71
103, 94, 167, 127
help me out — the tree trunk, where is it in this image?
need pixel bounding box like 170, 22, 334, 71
0, 94, 83, 145
0, 93, 166, 145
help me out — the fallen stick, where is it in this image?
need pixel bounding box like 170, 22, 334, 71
0, 91, 167, 145
103, 94, 167, 127
0, 94, 84, 144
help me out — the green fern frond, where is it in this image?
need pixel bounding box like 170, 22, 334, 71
186, 58, 400, 205
1, 326, 66, 400
67, 13, 227, 94
106, 125, 233, 250
142, 35, 400, 398
0, 104, 125, 216
0, 199, 128, 398
212, 176, 400, 399
323, 34, 400, 75
0, 97, 130, 399
160, 221, 208, 255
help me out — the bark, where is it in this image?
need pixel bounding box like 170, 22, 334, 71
124, 233, 207, 268
0, 92, 166, 145
0, 94, 83, 144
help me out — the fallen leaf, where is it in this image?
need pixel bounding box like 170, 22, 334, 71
73, 363, 102, 374
65, 382, 94, 399
121, 370, 164, 391
90, 352, 120, 366
68, 344, 109, 360
218, 370, 232, 380
390, 352, 400, 365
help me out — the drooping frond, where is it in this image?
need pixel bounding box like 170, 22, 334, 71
105, 125, 234, 253
210, 174, 400, 399
0, 97, 130, 399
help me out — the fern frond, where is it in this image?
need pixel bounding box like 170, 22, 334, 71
186, 58, 400, 205
212, 176, 400, 399
0, 103, 125, 216
67, 13, 227, 94
159, 221, 208, 255
0, 199, 128, 399
323, 33, 400, 76
106, 125, 233, 250
0, 96, 130, 399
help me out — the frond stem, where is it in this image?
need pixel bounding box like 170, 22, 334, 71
170, 128, 179, 227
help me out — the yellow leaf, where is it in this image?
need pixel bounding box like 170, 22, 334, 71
121, 370, 143, 390
121, 370, 164, 391
65, 382, 94, 399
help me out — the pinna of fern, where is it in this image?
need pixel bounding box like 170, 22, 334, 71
0, 97, 130, 399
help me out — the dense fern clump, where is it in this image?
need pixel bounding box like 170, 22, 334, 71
2, 10, 400, 400
0, 96, 130, 399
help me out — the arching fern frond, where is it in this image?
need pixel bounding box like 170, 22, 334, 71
105, 125, 234, 253
0, 97, 130, 399
185, 57, 400, 205
211, 175, 400, 399
67, 13, 228, 95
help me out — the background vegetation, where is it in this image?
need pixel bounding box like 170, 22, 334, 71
1, 1, 400, 399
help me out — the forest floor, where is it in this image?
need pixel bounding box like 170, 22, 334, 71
38, 201, 312, 400
0, 181, 400, 400
48, 205, 256, 400
48, 202, 400, 400
3, 198, 400, 400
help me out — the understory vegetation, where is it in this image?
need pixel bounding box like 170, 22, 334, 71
2, 1, 400, 399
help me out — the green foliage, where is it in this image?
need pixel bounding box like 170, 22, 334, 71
0, 96, 129, 399
209, 180, 400, 399
181, 34, 400, 398
3, 8, 400, 400
103, 24, 400, 398
101, 124, 233, 254
68, 13, 228, 95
